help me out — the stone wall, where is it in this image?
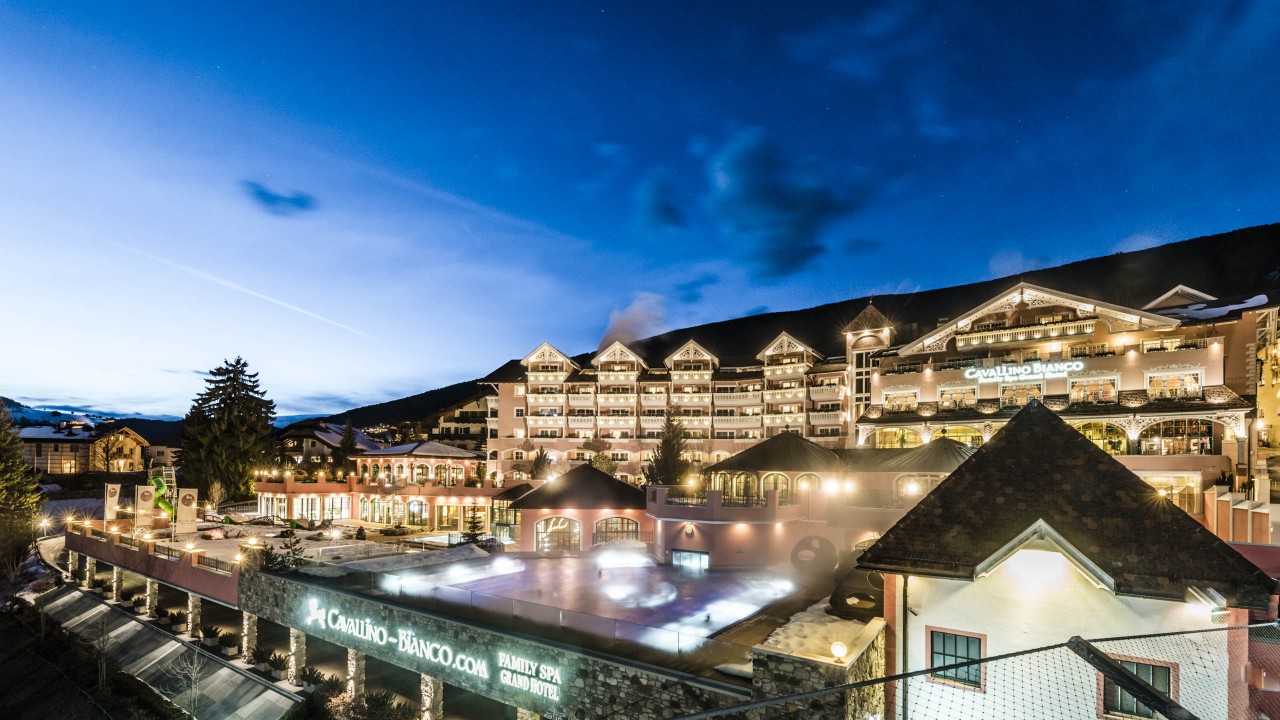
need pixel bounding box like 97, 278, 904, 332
240, 565, 752, 719
749, 618, 886, 720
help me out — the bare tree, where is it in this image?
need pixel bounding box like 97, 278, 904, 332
164, 650, 209, 719
90, 613, 112, 693
205, 479, 227, 512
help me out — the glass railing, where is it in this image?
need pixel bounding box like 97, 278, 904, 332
277, 559, 762, 684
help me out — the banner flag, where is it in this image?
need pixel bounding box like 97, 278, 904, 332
104, 484, 121, 521
134, 485, 156, 528
175, 488, 198, 535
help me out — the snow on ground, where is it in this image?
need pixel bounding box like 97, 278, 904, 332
714, 661, 754, 679
759, 600, 867, 660
42, 497, 104, 525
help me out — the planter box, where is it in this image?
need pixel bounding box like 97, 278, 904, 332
271, 669, 286, 680
173, 624, 187, 633
256, 662, 270, 672
302, 682, 316, 693
221, 646, 240, 657
201, 638, 220, 648
158, 618, 171, 626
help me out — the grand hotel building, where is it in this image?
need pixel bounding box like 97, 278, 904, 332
484, 282, 1264, 511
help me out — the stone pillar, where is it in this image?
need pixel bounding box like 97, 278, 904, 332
288, 628, 307, 686
111, 566, 123, 601
144, 578, 158, 617
420, 673, 443, 720
346, 648, 366, 698
515, 709, 541, 720
242, 612, 258, 659
82, 556, 96, 589
187, 594, 202, 638
66, 549, 78, 581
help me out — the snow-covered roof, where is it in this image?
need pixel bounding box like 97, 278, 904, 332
357, 440, 482, 459
17, 425, 101, 442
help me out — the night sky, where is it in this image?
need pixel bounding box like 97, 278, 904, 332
3, 2, 1278, 417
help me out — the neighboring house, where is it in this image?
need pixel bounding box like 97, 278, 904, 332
98, 418, 183, 470
857, 401, 1275, 720
277, 419, 383, 468
423, 388, 496, 452
16, 422, 149, 474
254, 440, 492, 530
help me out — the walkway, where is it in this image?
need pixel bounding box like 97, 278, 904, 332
40, 587, 298, 720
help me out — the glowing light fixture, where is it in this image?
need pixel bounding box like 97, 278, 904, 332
684, 522, 694, 537
831, 641, 848, 661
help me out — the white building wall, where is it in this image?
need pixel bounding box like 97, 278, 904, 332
903, 547, 1229, 720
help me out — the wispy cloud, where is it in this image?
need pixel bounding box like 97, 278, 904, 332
50, 220, 374, 339
674, 272, 719, 304
241, 180, 317, 216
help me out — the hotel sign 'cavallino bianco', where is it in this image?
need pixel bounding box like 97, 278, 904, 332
963, 360, 1087, 384
303, 599, 563, 703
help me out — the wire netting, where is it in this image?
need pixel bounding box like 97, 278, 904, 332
680, 621, 1279, 720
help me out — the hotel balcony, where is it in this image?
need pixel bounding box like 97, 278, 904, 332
527, 393, 567, 405
763, 388, 806, 403
680, 416, 713, 428
763, 413, 806, 426
640, 392, 669, 406
954, 318, 1098, 349
568, 393, 596, 407
598, 393, 638, 405
646, 487, 806, 524
253, 476, 357, 495
567, 416, 596, 429
809, 411, 844, 425
598, 416, 638, 428
713, 415, 763, 428
712, 390, 762, 406
671, 370, 714, 382
640, 416, 665, 429
527, 415, 566, 428
809, 385, 845, 401
597, 371, 639, 383
763, 363, 812, 378
671, 392, 712, 405
526, 371, 569, 384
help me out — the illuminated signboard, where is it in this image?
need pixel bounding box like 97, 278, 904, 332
304, 599, 562, 702
963, 360, 1085, 384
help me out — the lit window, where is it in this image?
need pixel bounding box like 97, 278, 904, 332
930, 630, 983, 687
1103, 660, 1172, 719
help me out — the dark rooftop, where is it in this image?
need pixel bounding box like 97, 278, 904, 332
858, 400, 1276, 609
704, 431, 841, 474
508, 464, 645, 510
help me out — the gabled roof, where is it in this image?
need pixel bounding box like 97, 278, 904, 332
663, 339, 719, 369
591, 340, 648, 369
521, 342, 579, 369
704, 431, 841, 474
356, 441, 482, 460
756, 331, 821, 361
1143, 284, 1218, 310
508, 464, 645, 510
897, 282, 1180, 356
858, 401, 1275, 609
844, 303, 891, 333
280, 420, 382, 451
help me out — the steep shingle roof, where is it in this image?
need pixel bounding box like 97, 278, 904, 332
508, 465, 645, 510
357, 441, 482, 460
858, 401, 1275, 609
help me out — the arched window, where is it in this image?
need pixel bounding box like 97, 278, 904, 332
535, 517, 581, 553
434, 465, 448, 484
1074, 422, 1128, 455
360, 498, 369, 521
894, 474, 944, 504
413, 465, 427, 482
450, 465, 464, 481
939, 425, 984, 448
407, 501, 425, 525
874, 427, 922, 449
394, 463, 405, 478
762, 473, 793, 504
1138, 420, 1214, 456
593, 516, 639, 544
371, 463, 381, 480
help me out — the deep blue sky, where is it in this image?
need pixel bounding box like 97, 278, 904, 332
3, 1, 1278, 416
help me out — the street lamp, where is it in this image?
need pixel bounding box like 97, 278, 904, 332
37, 518, 50, 539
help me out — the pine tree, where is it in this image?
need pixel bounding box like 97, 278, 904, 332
177, 357, 277, 498
0, 409, 40, 571
332, 421, 358, 476
589, 451, 617, 477
529, 447, 553, 480
642, 404, 690, 486
460, 502, 484, 544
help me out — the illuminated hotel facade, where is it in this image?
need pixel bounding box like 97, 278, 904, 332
485, 283, 1267, 512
